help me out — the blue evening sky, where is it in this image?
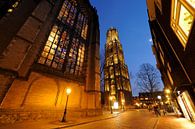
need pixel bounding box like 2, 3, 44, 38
89, 0, 162, 96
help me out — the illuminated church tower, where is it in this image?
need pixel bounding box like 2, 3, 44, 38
104, 28, 132, 108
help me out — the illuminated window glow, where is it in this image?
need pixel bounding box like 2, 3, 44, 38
179, 5, 193, 36
171, 0, 195, 47
38, 0, 88, 76
104, 28, 131, 107
186, 0, 195, 8
0, 0, 21, 18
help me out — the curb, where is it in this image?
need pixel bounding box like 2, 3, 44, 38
53, 113, 119, 129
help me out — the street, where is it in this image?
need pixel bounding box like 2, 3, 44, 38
0, 109, 195, 129
56, 109, 195, 129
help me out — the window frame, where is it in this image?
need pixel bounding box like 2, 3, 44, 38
170, 0, 195, 48
37, 0, 89, 77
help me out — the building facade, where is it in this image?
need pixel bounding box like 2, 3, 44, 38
104, 28, 132, 109
147, 0, 195, 122
0, 0, 101, 123
139, 91, 164, 106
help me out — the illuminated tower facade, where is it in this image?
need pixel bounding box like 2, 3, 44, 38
104, 28, 132, 108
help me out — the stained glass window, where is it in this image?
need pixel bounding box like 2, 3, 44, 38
38, 25, 69, 70
81, 18, 88, 39
38, 0, 88, 76
57, 0, 70, 22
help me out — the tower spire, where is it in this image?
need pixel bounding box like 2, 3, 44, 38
104, 27, 132, 109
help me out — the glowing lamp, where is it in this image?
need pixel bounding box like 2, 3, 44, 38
113, 102, 119, 109
66, 88, 71, 95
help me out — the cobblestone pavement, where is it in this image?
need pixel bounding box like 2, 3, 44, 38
0, 109, 194, 129
57, 110, 157, 129
156, 115, 195, 129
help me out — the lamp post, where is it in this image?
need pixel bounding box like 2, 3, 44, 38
121, 99, 125, 110
157, 95, 161, 100
109, 96, 113, 114
62, 88, 71, 122
157, 95, 162, 108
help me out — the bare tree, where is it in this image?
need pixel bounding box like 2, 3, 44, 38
135, 63, 161, 94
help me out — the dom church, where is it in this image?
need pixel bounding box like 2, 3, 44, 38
0, 0, 101, 122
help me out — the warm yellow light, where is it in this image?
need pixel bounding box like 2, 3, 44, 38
179, 5, 193, 36
186, 0, 195, 8
109, 96, 113, 100
8, 9, 13, 12
157, 95, 162, 99
113, 102, 119, 109
66, 88, 71, 95
121, 99, 125, 103
135, 103, 140, 106
165, 89, 171, 94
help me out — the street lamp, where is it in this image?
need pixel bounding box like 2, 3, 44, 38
165, 89, 171, 94
109, 96, 113, 114
62, 88, 71, 122
157, 95, 161, 100
157, 95, 162, 108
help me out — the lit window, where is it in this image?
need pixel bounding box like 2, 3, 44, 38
105, 81, 109, 91
186, 0, 195, 8
111, 85, 116, 95
171, 0, 194, 47
38, 0, 88, 76
81, 18, 88, 39
114, 54, 118, 64
0, 0, 21, 18
57, 0, 77, 26
179, 5, 193, 36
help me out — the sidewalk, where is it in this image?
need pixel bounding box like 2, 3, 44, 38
0, 111, 119, 129
0, 110, 194, 129
155, 113, 195, 129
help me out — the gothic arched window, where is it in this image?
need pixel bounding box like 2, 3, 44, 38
38, 0, 89, 77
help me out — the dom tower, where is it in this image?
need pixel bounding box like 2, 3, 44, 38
104, 28, 132, 109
